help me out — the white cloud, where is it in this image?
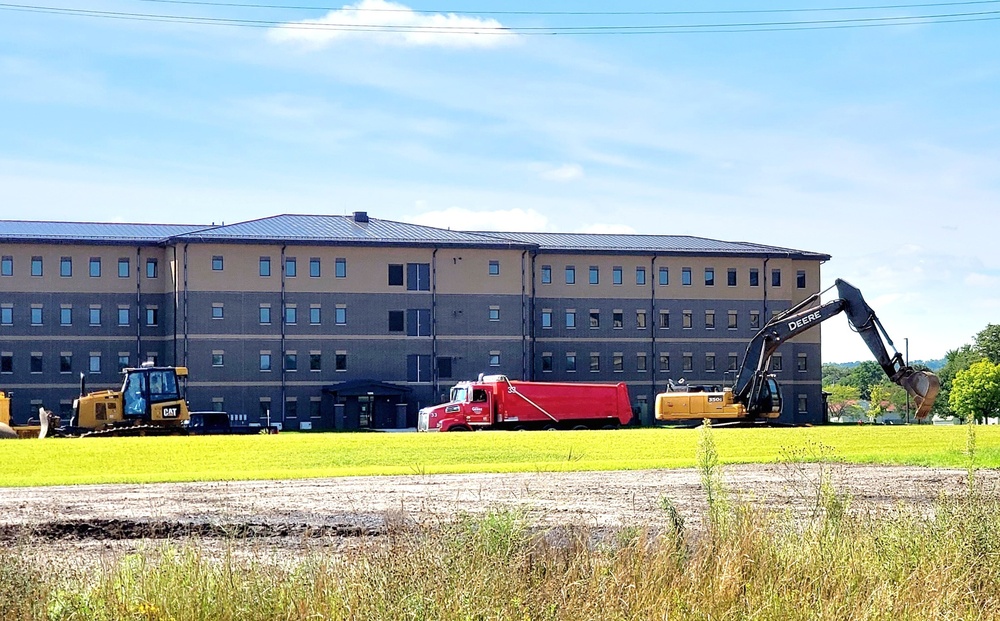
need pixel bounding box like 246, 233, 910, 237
539, 163, 584, 182
268, 0, 513, 49
406, 206, 549, 232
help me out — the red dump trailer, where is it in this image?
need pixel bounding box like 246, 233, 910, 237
417, 374, 633, 432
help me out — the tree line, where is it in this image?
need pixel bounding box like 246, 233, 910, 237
822, 324, 1000, 423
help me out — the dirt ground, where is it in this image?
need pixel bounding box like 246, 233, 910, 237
1, 464, 996, 568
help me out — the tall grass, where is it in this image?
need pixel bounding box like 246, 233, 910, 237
5, 425, 1000, 620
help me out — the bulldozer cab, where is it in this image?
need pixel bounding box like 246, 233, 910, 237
121, 366, 185, 419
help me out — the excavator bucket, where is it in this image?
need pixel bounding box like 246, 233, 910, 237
897, 370, 940, 421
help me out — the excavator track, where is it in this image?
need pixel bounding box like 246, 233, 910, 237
52, 424, 188, 438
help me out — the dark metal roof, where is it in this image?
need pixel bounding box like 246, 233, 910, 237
0, 220, 211, 244
476, 231, 830, 260
178, 214, 530, 248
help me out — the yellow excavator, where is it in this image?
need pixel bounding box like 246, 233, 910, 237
655, 279, 940, 423
0, 363, 191, 438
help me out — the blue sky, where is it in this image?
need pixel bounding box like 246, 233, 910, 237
2, 0, 998, 363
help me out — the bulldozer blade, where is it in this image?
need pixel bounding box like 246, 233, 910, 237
898, 370, 940, 421
38, 407, 49, 439
0, 422, 16, 439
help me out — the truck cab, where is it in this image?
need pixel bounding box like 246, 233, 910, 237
418, 380, 493, 431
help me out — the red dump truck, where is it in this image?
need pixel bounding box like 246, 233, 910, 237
417, 374, 633, 432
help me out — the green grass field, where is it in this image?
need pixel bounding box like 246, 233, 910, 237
3, 424, 997, 487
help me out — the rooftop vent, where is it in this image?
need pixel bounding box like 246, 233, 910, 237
353, 211, 369, 223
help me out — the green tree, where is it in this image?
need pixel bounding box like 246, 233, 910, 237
867, 383, 889, 423
933, 345, 984, 417
822, 363, 851, 386
824, 384, 861, 421
974, 324, 1000, 364
843, 360, 884, 401
949, 360, 1000, 423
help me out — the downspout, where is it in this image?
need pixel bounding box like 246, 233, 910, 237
135, 247, 142, 362
527, 249, 536, 381
650, 254, 658, 403
280, 245, 287, 426
521, 249, 529, 381
431, 247, 439, 397
762, 256, 770, 320
182, 244, 189, 368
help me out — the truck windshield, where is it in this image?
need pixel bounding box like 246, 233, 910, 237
450, 387, 468, 403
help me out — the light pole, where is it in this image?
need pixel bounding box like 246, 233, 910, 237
905, 337, 910, 424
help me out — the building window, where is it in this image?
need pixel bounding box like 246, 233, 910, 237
682, 267, 692, 286
1, 354, 13, 374
728, 268, 737, 287
335, 258, 347, 278
60, 307, 72, 326
89, 353, 101, 374
705, 310, 715, 329
750, 310, 761, 330
706, 354, 716, 372
725, 311, 737, 329
60, 257, 72, 277
773, 354, 783, 371
659, 353, 670, 372
589, 310, 600, 329
0, 306, 11, 326
285, 306, 297, 325
407, 263, 431, 291
659, 310, 669, 329
335, 352, 348, 371
683, 354, 693, 372
798, 353, 808, 372
407, 354, 432, 382
590, 353, 600, 372
309, 399, 321, 418
0, 256, 11, 277
636, 267, 646, 286
118, 354, 130, 371
437, 356, 453, 379
798, 394, 808, 413
212, 255, 224, 271
406, 309, 431, 336
310, 306, 321, 325
682, 311, 692, 329
285, 399, 297, 419
728, 354, 739, 371
565, 266, 576, 285
659, 267, 669, 286
388, 310, 404, 332
612, 266, 623, 285
310, 353, 322, 371
388, 264, 404, 286
772, 269, 781, 287
750, 268, 759, 287
212, 352, 224, 367
637, 310, 647, 329
260, 353, 272, 372
310, 258, 321, 278
541, 265, 552, 284
589, 266, 599, 285
89, 307, 101, 326
31, 257, 43, 277
613, 311, 623, 329
259, 257, 271, 277
259, 306, 271, 324
89, 258, 101, 277
541, 310, 552, 329
489, 351, 500, 367
705, 268, 715, 286
613, 353, 624, 372
566, 353, 577, 372
488, 306, 500, 322
335, 306, 347, 325
31, 306, 42, 326
146, 258, 158, 279
285, 352, 298, 372
145, 307, 158, 326
285, 257, 297, 278
212, 304, 224, 319
118, 258, 129, 278
637, 353, 647, 372
566, 310, 576, 329
797, 270, 806, 289
30, 353, 42, 374
118, 307, 129, 326
489, 260, 500, 276
541, 353, 553, 372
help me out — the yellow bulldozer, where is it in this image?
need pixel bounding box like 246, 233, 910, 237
0, 363, 191, 439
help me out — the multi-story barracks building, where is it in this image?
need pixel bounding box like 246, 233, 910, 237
0, 212, 830, 429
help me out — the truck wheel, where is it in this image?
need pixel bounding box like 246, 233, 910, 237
448, 425, 471, 432
512, 425, 528, 431
542, 424, 558, 431
572, 425, 588, 430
